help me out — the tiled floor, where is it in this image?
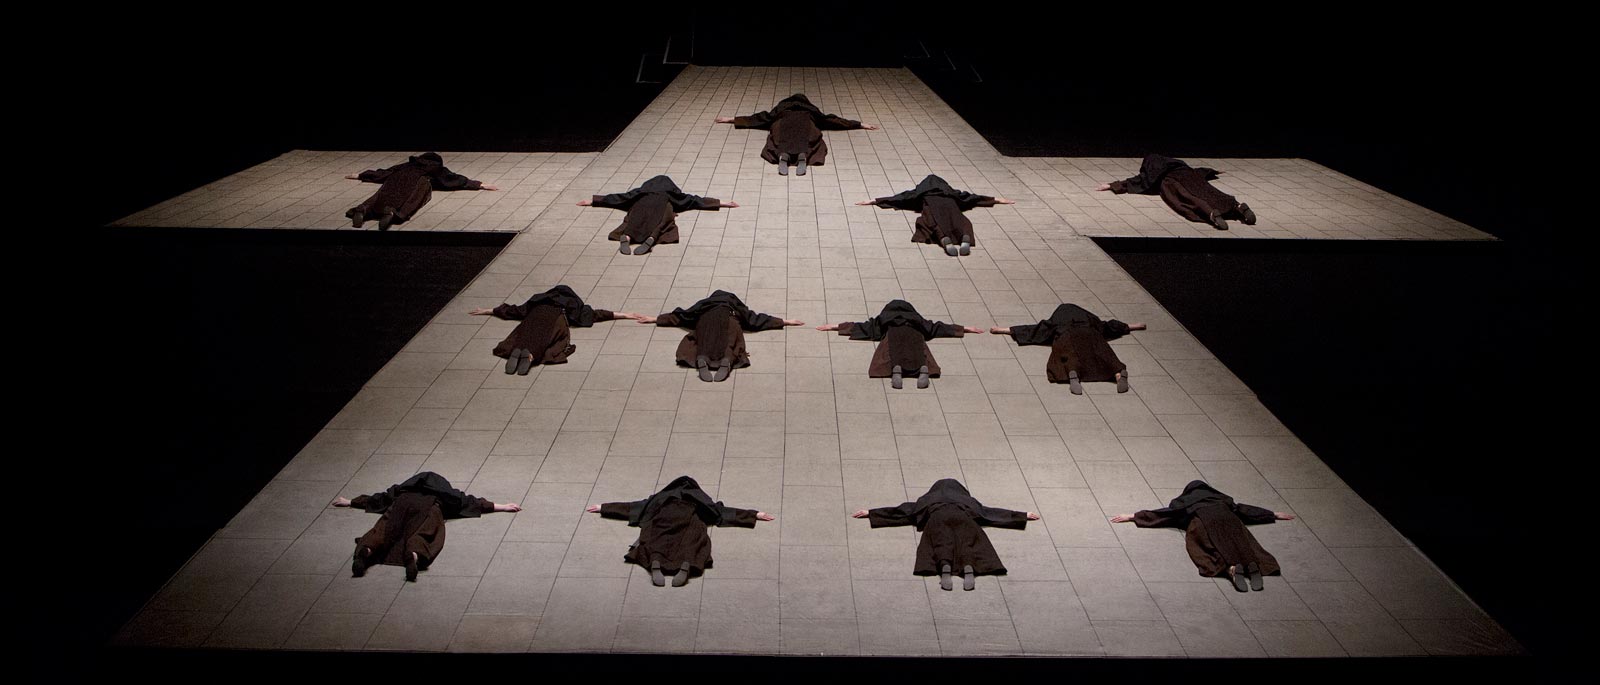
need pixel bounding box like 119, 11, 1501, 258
114, 66, 1517, 656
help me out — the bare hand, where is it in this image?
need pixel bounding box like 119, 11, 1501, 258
1027, 512, 1041, 520
782, 319, 805, 327
1094, 183, 1112, 192
1130, 323, 1147, 331
855, 200, 877, 206
635, 316, 658, 324
989, 327, 1010, 335
715, 117, 735, 124
1109, 514, 1134, 523
613, 312, 644, 321
469, 308, 494, 316
586, 505, 601, 513
576, 199, 592, 206
861, 124, 879, 130
482, 184, 500, 191
851, 509, 869, 518
962, 326, 984, 334
995, 197, 1016, 204
721, 201, 740, 208
495, 503, 522, 513
332, 497, 352, 507
1275, 512, 1295, 520
756, 511, 775, 521
345, 174, 360, 180
816, 324, 840, 331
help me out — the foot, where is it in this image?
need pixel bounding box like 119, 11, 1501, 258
1238, 203, 1257, 226
778, 155, 790, 176
891, 365, 904, 390
1207, 212, 1228, 231
959, 236, 972, 256
962, 565, 976, 591
696, 355, 714, 383
351, 544, 370, 577
1068, 370, 1083, 395
650, 560, 666, 587
404, 552, 419, 582
619, 237, 632, 255
1247, 562, 1264, 591
795, 153, 807, 176
514, 350, 534, 376
711, 356, 733, 382
940, 563, 953, 591
505, 348, 523, 375
633, 237, 655, 255
945, 242, 960, 257
377, 209, 396, 232
916, 365, 930, 389
1229, 565, 1250, 593
672, 562, 691, 587
346, 208, 365, 229
1116, 370, 1129, 393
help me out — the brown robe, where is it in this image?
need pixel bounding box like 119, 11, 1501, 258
350, 472, 494, 570
1005, 304, 1132, 384
871, 175, 999, 247
868, 479, 1029, 576
654, 291, 786, 369
350, 152, 483, 225
591, 175, 722, 246
835, 301, 966, 377
488, 286, 615, 365
1133, 480, 1281, 578
599, 476, 760, 575
1109, 154, 1247, 227
732, 94, 863, 166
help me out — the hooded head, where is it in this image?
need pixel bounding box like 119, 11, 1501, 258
914, 174, 955, 195
409, 152, 445, 172
639, 175, 682, 195
781, 93, 812, 105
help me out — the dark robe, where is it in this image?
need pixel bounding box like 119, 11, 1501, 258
654, 290, 785, 368
1006, 304, 1132, 384
867, 478, 1029, 576
1133, 480, 1281, 578
598, 475, 759, 575
732, 94, 863, 166
834, 300, 966, 377
1108, 154, 1247, 226
350, 152, 483, 225
488, 285, 616, 364
350, 471, 495, 569
591, 175, 723, 245
871, 175, 998, 246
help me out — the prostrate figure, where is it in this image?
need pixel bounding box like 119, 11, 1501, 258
637, 290, 803, 382
579, 175, 739, 255
992, 304, 1146, 394
853, 479, 1039, 591
469, 285, 645, 375
1095, 154, 1256, 231
332, 471, 520, 582
1111, 481, 1295, 592
715, 94, 878, 176
858, 175, 1014, 256
816, 300, 982, 389
587, 475, 774, 587
344, 152, 498, 230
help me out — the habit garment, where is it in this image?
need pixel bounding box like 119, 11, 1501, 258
653, 290, 785, 369
591, 175, 723, 246
732, 94, 863, 166
1132, 480, 1281, 578
1108, 154, 1251, 229
867, 479, 1030, 576
488, 285, 616, 365
350, 472, 495, 573
598, 476, 760, 576
871, 175, 998, 247
833, 300, 966, 377
1004, 304, 1132, 384
348, 152, 483, 227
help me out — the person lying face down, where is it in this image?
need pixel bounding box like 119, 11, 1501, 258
1094, 154, 1257, 231
635, 290, 804, 382
991, 304, 1147, 394
857, 175, 1015, 256
343, 152, 499, 230
714, 93, 879, 175
852, 478, 1040, 591
1110, 480, 1295, 593
586, 475, 774, 587
577, 175, 740, 255
468, 285, 648, 375
332, 471, 521, 582
816, 300, 983, 389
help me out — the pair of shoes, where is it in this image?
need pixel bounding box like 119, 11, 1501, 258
777, 153, 809, 176
346, 208, 366, 229
916, 365, 931, 389
1238, 203, 1257, 226
1117, 370, 1130, 393
505, 348, 534, 376
1068, 370, 1084, 395
891, 365, 904, 390
634, 237, 656, 255
696, 355, 733, 383
938, 563, 977, 591
351, 544, 370, 577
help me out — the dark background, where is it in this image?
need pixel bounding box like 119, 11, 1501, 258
40, 11, 1583, 677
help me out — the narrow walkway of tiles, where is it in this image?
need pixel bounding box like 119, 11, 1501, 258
114, 66, 1515, 657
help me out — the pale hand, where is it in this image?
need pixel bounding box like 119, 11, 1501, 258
816, 324, 840, 331
1275, 512, 1295, 520
495, 503, 522, 513
989, 327, 1009, 335
614, 312, 644, 321
1109, 514, 1135, 523
482, 184, 500, 191
586, 505, 601, 513
855, 200, 877, 206
332, 497, 352, 507
576, 199, 592, 206
995, 197, 1016, 204
782, 319, 806, 327
962, 326, 984, 334
861, 124, 879, 130
1094, 183, 1112, 192
1027, 512, 1041, 520
1130, 323, 1148, 331
345, 174, 360, 180
635, 316, 658, 325
756, 512, 775, 521
852, 510, 870, 518
715, 117, 735, 123
722, 201, 740, 208
469, 308, 494, 316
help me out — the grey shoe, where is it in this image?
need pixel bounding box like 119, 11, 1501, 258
1238, 203, 1257, 226
505, 348, 523, 375
346, 208, 365, 229
1247, 562, 1264, 591
376, 209, 396, 231
891, 365, 904, 390
959, 236, 972, 256
1230, 565, 1250, 593
696, 355, 714, 383
1207, 212, 1229, 231
633, 237, 656, 255
795, 153, 807, 176
778, 155, 790, 176
650, 560, 666, 587
1116, 370, 1129, 393
672, 562, 691, 587
940, 563, 953, 591
711, 356, 733, 383
945, 242, 960, 257
962, 565, 976, 591
514, 351, 534, 376
916, 365, 930, 389
619, 237, 632, 254
1068, 370, 1083, 395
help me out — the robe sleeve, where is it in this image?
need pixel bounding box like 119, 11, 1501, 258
592, 309, 616, 323
431, 169, 483, 191
1132, 507, 1186, 528
350, 491, 395, 514
1006, 322, 1058, 346
867, 504, 916, 528
954, 193, 999, 211
591, 193, 634, 209
835, 322, 861, 336
818, 114, 863, 130
654, 312, 684, 328
929, 322, 966, 339
1195, 167, 1222, 181
976, 506, 1030, 529
732, 111, 774, 129
670, 194, 722, 213
356, 168, 393, 184
455, 496, 496, 518
598, 501, 643, 520
716, 507, 760, 528
491, 302, 530, 320
1235, 503, 1279, 525
742, 309, 786, 332
1102, 319, 1132, 341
